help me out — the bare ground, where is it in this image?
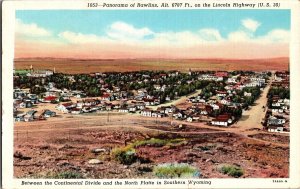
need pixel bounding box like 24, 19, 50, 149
14, 114, 289, 179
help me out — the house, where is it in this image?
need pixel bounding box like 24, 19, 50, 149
56, 103, 76, 113
187, 114, 200, 122
244, 92, 252, 97
119, 107, 129, 113
165, 96, 171, 101
267, 116, 285, 126
19, 100, 33, 108
159, 73, 167, 79
250, 77, 265, 83
27, 69, 53, 77
141, 109, 152, 117
215, 72, 228, 77
267, 126, 284, 133
271, 108, 284, 114
153, 85, 161, 91
22, 110, 37, 122
82, 107, 93, 113
60, 96, 71, 102
198, 74, 221, 81
128, 106, 137, 113
188, 97, 197, 103
187, 117, 193, 122
26, 110, 37, 116
154, 98, 160, 105
28, 93, 38, 101
48, 82, 55, 89
211, 114, 233, 127
143, 98, 155, 106
151, 111, 165, 118
42, 96, 57, 103
227, 78, 237, 83
13, 88, 27, 99
220, 99, 231, 105
42, 109, 56, 118
105, 103, 114, 111
216, 91, 227, 97
76, 101, 84, 108
137, 89, 147, 95
76, 93, 86, 98
173, 110, 186, 119
200, 110, 208, 115
101, 94, 111, 101
24, 114, 34, 122
157, 107, 165, 114
84, 99, 100, 106
113, 103, 121, 110
159, 106, 173, 114
70, 108, 82, 114
244, 81, 263, 87
135, 103, 145, 110
15, 114, 25, 122
210, 103, 220, 110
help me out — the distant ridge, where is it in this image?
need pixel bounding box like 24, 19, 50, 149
14, 57, 289, 62
14, 57, 289, 74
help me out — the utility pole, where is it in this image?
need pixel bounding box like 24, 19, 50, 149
26, 130, 28, 143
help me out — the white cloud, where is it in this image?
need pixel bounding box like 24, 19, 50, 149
228, 31, 251, 42
151, 31, 204, 47
242, 18, 261, 32
58, 31, 110, 44
228, 29, 290, 43
198, 29, 224, 42
106, 21, 154, 41
56, 20, 289, 47
15, 18, 52, 37
260, 29, 290, 43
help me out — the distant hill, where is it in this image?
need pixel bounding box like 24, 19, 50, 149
14, 57, 289, 74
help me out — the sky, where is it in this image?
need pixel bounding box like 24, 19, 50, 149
15, 10, 290, 59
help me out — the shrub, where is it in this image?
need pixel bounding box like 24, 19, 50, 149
53, 171, 83, 179
153, 163, 200, 178
132, 138, 185, 148
218, 164, 244, 178
111, 146, 137, 165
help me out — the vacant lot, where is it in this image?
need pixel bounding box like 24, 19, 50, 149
14, 58, 289, 74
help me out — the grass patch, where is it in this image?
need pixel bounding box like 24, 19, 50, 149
153, 163, 200, 178
14, 69, 30, 75
111, 146, 137, 165
198, 143, 217, 151
30, 171, 84, 179
218, 164, 244, 178
131, 138, 185, 148
111, 138, 185, 165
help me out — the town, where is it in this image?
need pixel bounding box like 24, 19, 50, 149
13, 66, 290, 133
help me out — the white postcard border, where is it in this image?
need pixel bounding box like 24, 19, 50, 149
2, 0, 300, 188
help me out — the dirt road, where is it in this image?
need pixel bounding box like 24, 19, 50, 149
149, 89, 202, 110
235, 77, 272, 131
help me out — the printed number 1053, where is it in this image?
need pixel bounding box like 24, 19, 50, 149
88, 3, 98, 7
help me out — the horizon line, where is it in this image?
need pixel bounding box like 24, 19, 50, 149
14, 56, 289, 61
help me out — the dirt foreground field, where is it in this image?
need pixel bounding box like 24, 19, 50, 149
14, 58, 289, 74
14, 114, 289, 179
